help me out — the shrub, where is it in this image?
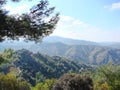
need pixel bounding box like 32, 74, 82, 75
51, 73, 93, 90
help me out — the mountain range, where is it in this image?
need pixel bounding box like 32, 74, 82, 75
0, 36, 120, 64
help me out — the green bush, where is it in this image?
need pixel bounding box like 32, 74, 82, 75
0, 73, 31, 90
93, 64, 120, 90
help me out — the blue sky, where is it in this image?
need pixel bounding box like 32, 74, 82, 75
4, 0, 120, 42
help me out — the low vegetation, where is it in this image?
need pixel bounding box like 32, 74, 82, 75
0, 49, 120, 90
51, 73, 93, 90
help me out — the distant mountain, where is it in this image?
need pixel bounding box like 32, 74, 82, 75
0, 36, 119, 51
0, 36, 120, 65
29, 43, 120, 65
43, 36, 120, 49
0, 40, 34, 51
100, 42, 120, 49
12, 49, 93, 85
43, 36, 99, 45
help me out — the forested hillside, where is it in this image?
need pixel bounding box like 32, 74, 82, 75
0, 49, 93, 86
0, 49, 120, 90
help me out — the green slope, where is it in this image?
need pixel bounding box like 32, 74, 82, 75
12, 49, 93, 85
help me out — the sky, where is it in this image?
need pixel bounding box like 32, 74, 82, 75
4, 0, 120, 42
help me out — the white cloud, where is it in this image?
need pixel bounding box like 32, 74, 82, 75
104, 2, 120, 10
111, 2, 120, 10
57, 15, 91, 30
51, 15, 120, 42
5, 4, 30, 14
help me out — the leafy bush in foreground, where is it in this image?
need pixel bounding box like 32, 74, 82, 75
93, 64, 120, 90
0, 73, 30, 90
51, 73, 93, 90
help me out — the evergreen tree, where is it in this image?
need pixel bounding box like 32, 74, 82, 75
0, 0, 59, 42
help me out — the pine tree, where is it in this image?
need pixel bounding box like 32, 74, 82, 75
0, 0, 59, 42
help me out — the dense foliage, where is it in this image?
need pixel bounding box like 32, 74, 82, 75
0, 49, 120, 90
0, 49, 14, 64
32, 79, 56, 90
0, 73, 30, 90
51, 73, 93, 90
13, 49, 93, 86
0, 0, 59, 42
93, 64, 120, 90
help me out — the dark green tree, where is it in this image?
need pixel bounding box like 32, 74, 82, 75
0, 0, 59, 42
0, 56, 4, 64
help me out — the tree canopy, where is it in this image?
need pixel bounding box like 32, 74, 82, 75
0, 0, 59, 42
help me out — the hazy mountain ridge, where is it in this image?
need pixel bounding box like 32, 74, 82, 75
43, 36, 99, 45
0, 36, 120, 64
33, 43, 120, 64
43, 36, 120, 48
